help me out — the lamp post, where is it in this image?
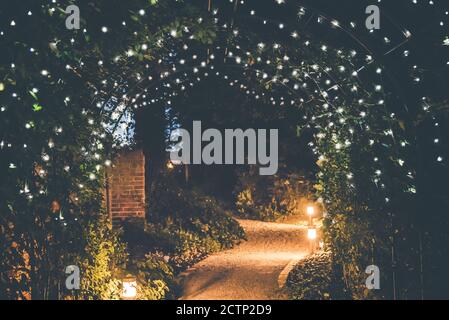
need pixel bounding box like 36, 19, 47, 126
306, 205, 315, 225
122, 275, 138, 300
306, 204, 317, 253
307, 227, 317, 253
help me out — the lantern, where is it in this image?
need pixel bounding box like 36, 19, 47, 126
306, 205, 315, 216
122, 275, 137, 299
307, 227, 317, 240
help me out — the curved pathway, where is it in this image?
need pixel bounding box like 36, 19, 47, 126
178, 219, 308, 300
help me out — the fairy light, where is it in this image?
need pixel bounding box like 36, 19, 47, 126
0, 0, 446, 247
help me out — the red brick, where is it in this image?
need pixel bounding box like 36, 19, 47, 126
106, 149, 146, 221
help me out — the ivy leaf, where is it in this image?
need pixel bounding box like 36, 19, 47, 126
296, 125, 302, 138
33, 103, 43, 112
29, 90, 38, 100
7, 77, 16, 86
443, 36, 449, 46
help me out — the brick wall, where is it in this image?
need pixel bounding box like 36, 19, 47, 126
106, 149, 146, 223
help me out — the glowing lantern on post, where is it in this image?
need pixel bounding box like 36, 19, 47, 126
307, 227, 317, 240
306, 205, 316, 226
307, 227, 317, 254
306, 205, 315, 216
122, 275, 137, 299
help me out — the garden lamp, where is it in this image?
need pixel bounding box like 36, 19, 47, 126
122, 275, 138, 299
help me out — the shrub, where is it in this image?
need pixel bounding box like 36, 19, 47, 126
147, 178, 245, 270
235, 169, 311, 221
286, 252, 348, 300
142, 224, 237, 271
170, 229, 222, 270
75, 220, 176, 300
131, 252, 173, 300
74, 217, 128, 300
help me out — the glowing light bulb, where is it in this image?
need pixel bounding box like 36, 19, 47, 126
306, 206, 315, 216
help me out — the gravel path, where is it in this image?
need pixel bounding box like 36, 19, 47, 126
178, 219, 308, 300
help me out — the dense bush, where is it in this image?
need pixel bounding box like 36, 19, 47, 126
146, 178, 245, 270
74, 217, 127, 300
0, 0, 216, 299
286, 252, 348, 300
129, 252, 173, 300
170, 229, 222, 270
235, 168, 311, 221
75, 220, 177, 300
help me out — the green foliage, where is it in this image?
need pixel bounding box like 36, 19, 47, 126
311, 113, 404, 299
130, 252, 173, 300
235, 168, 311, 221
75, 217, 127, 300
142, 224, 232, 271
138, 278, 169, 300
0, 0, 209, 299
286, 252, 348, 300
2, 0, 446, 301
73, 219, 176, 301
32, 103, 43, 112
71, 220, 177, 301
170, 229, 222, 270
147, 176, 245, 270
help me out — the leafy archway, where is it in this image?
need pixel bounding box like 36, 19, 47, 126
1, 0, 448, 299
114, 0, 444, 299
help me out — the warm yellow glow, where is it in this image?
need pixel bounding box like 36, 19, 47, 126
307, 228, 317, 240
166, 161, 174, 170
122, 276, 137, 299
306, 205, 315, 216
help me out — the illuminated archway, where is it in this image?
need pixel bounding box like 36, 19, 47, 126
1, 0, 447, 299
96, 1, 447, 299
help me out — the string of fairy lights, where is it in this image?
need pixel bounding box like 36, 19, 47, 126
0, 0, 447, 205
113, 0, 446, 204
